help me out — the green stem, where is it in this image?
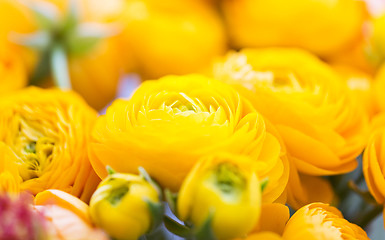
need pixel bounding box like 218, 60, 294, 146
50, 44, 71, 89
356, 205, 383, 228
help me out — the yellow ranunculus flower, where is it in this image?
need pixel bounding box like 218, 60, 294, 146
369, 13, 385, 66
0, 45, 27, 96
0, 87, 100, 202
332, 64, 374, 117
0, 142, 22, 193
363, 126, 385, 204
282, 203, 369, 240
89, 74, 288, 202
221, 0, 366, 57
89, 172, 160, 240
373, 64, 385, 113
120, 0, 227, 78
213, 48, 368, 176
177, 153, 261, 240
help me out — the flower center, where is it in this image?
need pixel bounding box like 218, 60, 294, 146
11, 116, 56, 181
205, 163, 246, 202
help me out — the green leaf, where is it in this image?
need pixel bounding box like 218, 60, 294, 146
61, 0, 79, 36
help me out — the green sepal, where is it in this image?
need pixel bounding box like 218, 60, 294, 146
260, 177, 269, 192
146, 200, 164, 232
193, 213, 217, 240
9, 31, 51, 51
50, 44, 71, 89
138, 167, 163, 199
23, 1, 59, 30
106, 165, 117, 175
164, 189, 178, 214
163, 216, 192, 238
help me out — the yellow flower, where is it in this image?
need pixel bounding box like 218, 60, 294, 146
89, 74, 289, 202
177, 153, 261, 240
332, 64, 374, 117
119, 0, 227, 78
369, 13, 385, 66
0, 87, 100, 202
282, 203, 369, 240
251, 203, 289, 236
213, 48, 368, 176
238, 232, 283, 240
0, 142, 22, 194
221, 0, 366, 57
373, 64, 385, 113
89, 172, 160, 240
363, 126, 385, 204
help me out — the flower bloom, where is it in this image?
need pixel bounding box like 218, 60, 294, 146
0, 87, 100, 202
363, 126, 385, 204
177, 153, 261, 239
89, 75, 288, 202
332, 64, 374, 117
34, 190, 108, 240
119, 0, 226, 78
221, 0, 366, 57
89, 172, 160, 240
213, 48, 368, 176
282, 203, 369, 240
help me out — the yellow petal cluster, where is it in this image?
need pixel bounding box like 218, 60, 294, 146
89, 74, 288, 202
363, 125, 385, 204
282, 203, 369, 240
177, 153, 261, 239
213, 48, 368, 176
0, 87, 99, 201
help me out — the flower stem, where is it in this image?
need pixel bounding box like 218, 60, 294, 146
356, 205, 383, 228
50, 44, 71, 89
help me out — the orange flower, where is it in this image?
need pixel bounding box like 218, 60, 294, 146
0, 44, 27, 95
282, 203, 369, 240
373, 64, 385, 113
89, 74, 288, 202
213, 48, 368, 176
363, 126, 385, 204
34, 189, 108, 240
221, 0, 366, 57
0, 87, 100, 202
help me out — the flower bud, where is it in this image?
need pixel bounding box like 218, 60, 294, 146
90, 172, 160, 240
177, 153, 261, 240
